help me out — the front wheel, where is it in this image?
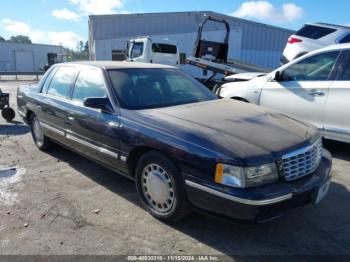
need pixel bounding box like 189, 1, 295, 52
135, 151, 191, 222
30, 115, 52, 150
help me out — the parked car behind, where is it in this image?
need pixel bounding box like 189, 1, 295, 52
17, 62, 332, 223
219, 44, 350, 144
281, 23, 350, 64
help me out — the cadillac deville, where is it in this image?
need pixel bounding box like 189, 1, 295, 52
17, 62, 332, 223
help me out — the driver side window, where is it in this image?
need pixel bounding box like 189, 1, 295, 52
281, 51, 339, 81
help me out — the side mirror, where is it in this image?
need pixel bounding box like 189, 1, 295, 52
84, 97, 113, 113
274, 71, 282, 82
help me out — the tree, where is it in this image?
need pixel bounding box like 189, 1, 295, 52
79, 40, 84, 52
0, 36, 5, 42
84, 41, 89, 53
8, 35, 32, 44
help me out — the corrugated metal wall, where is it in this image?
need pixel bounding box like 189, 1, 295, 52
89, 11, 294, 69
0, 42, 66, 72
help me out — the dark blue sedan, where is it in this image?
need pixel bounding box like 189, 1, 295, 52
17, 62, 332, 223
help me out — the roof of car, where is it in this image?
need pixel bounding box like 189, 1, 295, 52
59, 61, 176, 70
308, 22, 350, 30
317, 43, 350, 52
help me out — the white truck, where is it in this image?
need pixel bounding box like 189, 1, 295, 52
125, 16, 268, 90
126, 37, 180, 67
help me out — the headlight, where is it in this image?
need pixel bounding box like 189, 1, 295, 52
215, 164, 245, 188
215, 163, 278, 188
244, 163, 278, 187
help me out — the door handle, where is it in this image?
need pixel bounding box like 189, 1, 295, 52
67, 114, 75, 121
308, 90, 325, 97
65, 114, 74, 126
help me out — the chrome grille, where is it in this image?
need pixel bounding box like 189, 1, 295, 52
282, 139, 323, 181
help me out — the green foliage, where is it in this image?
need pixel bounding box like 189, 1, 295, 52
84, 41, 89, 52
66, 41, 89, 61
8, 35, 32, 44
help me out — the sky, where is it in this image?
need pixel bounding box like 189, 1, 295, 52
0, 0, 349, 49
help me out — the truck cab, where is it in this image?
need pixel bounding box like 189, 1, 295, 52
126, 37, 180, 67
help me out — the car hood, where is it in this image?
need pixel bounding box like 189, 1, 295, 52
220, 75, 267, 97
224, 72, 266, 81
126, 99, 319, 165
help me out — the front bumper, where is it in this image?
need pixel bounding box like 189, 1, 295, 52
185, 149, 332, 223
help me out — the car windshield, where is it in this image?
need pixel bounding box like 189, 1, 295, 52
108, 68, 217, 109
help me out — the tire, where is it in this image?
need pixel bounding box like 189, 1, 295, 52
30, 114, 52, 150
135, 151, 191, 222
1, 107, 15, 122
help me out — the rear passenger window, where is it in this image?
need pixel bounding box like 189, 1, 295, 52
41, 67, 58, 93
296, 25, 336, 40
72, 68, 106, 102
152, 43, 177, 54
47, 67, 76, 98
340, 58, 350, 80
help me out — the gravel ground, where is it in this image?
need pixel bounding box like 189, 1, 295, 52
0, 81, 349, 257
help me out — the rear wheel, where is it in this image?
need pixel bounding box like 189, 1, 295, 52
30, 115, 52, 150
1, 107, 15, 122
135, 151, 191, 222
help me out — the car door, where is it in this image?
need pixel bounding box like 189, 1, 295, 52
259, 51, 340, 129
64, 66, 123, 171
324, 50, 350, 142
38, 65, 77, 142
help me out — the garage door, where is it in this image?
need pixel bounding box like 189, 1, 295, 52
15, 51, 34, 72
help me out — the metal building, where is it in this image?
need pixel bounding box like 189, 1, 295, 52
89, 11, 294, 75
0, 42, 67, 72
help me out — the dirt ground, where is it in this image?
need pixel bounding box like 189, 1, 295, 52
0, 81, 349, 257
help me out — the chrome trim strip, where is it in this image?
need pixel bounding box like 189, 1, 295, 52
41, 122, 65, 136
185, 180, 292, 206
282, 138, 322, 160
324, 127, 350, 135
66, 134, 119, 159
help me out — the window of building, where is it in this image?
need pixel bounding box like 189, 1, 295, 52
112, 50, 126, 61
